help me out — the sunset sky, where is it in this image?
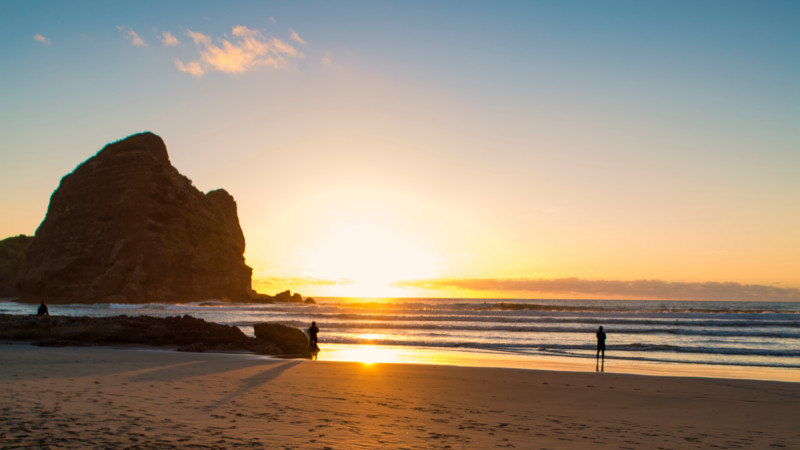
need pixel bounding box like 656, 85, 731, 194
2, 1, 798, 300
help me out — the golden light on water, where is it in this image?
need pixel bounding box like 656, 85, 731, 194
357, 333, 385, 341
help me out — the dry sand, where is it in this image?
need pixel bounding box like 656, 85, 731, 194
1, 344, 798, 449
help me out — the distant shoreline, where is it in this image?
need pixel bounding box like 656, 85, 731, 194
6, 296, 800, 304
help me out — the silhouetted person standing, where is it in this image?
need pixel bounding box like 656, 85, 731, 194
37, 302, 49, 316
596, 326, 606, 372
308, 321, 319, 351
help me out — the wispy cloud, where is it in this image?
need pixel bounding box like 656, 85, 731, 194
320, 52, 345, 73
117, 25, 147, 47
289, 28, 305, 45
256, 276, 352, 287
174, 59, 204, 77
252, 276, 352, 294
33, 33, 51, 45
159, 31, 180, 46
175, 25, 303, 77
394, 277, 800, 301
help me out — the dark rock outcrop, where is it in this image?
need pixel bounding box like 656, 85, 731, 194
0, 313, 281, 354
16, 132, 253, 304
0, 235, 33, 297
247, 292, 275, 304
253, 322, 310, 356
273, 290, 305, 303
244, 290, 311, 304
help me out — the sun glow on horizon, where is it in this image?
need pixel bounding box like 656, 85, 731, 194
300, 223, 440, 298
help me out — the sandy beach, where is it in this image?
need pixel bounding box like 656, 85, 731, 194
2, 344, 799, 449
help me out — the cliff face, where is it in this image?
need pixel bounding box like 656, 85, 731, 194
16, 132, 253, 303
0, 235, 33, 297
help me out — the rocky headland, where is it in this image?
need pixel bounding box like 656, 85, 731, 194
6, 132, 279, 304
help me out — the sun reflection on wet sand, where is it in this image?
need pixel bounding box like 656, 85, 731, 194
316, 344, 548, 368
321, 345, 402, 365
312, 344, 800, 382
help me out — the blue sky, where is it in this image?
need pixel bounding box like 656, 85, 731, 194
2, 1, 799, 299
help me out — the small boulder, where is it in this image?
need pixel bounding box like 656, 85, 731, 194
253, 322, 309, 356
304, 297, 316, 304
247, 291, 274, 304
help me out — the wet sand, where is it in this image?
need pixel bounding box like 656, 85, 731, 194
2, 344, 799, 448
317, 343, 800, 383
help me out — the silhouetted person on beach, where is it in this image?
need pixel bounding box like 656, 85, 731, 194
37, 302, 49, 316
308, 321, 319, 352
596, 326, 606, 372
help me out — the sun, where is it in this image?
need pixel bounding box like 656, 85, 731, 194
302, 223, 438, 297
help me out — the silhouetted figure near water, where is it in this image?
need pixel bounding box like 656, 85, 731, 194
596, 326, 606, 372
308, 321, 320, 355
37, 302, 49, 316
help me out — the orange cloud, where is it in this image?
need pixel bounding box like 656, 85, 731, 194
159, 31, 180, 46
289, 28, 305, 45
117, 25, 147, 47
252, 276, 352, 293
33, 34, 50, 45
176, 25, 303, 77
394, 277, 800, 301
174, 59, 204, 77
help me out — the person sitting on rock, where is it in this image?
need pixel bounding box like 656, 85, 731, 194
37, 302, 49, 316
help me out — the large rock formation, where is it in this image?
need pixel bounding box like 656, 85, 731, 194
16, 132, 253, 304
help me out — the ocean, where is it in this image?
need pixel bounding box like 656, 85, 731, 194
2, 298, 798, 370
0, 298, 800, 368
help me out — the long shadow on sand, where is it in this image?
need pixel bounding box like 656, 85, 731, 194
204, 359, 302, 411
124, 355, 286, 383
0, 345, 282, 382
